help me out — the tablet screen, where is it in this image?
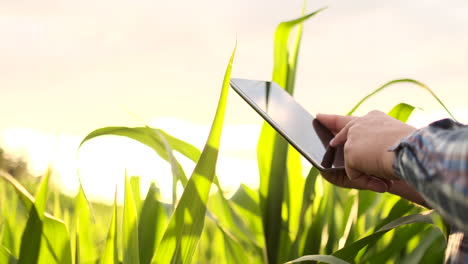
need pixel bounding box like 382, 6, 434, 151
230, 78, 344, 170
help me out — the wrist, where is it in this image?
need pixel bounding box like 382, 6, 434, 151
381, 150, 399, 180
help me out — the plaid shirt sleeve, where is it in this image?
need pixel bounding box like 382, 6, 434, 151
392, 118, 468, 263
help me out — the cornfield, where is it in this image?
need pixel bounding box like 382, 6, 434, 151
0, 7, 453, 264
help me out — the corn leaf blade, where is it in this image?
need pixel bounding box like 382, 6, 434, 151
333, 211, 436, 262
18, 170, 50, 264
138, 183, 167, 264
74, 183, 97, 264
388, 103, 416, 123
123, 174, 140, 264
347, 79, 455, 120
152, 44, 236, 263
99, 189, 119, 264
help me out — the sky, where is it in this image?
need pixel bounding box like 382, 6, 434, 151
1, 0, 468, 202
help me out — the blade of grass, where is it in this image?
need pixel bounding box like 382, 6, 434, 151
130, 176, 142, 214
100, 187, 119, 264
40, 216, 73, 264
272, 8, 326, 90
0, 171, 71, 264
152, 44, 236, 263
17, 205, 42, 264
74, 182, 97, 264
347, 79, 456, 120
123, 173, 140, 264
289, 167, 319, 258
18, 169, 50, 264
138, 183, 167, 264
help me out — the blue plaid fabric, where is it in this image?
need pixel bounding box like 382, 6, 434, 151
393, 118, 468, 263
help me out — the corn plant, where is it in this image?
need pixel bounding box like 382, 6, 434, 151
0, 6, 454, 264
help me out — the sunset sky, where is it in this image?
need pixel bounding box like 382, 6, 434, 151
1, 0, 468, 202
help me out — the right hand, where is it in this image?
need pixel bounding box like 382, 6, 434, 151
316, 112, 427, 206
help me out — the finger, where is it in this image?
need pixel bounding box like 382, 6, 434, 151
316, 113, 356, 134
329, 120, 354, 146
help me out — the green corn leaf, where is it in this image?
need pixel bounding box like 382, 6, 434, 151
388, 103, 416, 123
290, 167, 319, 258
18, 169, 50, 264
100, 188, 119, 264
80, 126, 189, 189
123, 174, 140, 264
138, 183, 167, 264
333, 210, 436, 262
158, 132, 259, 256
259, 8, 325, 263
229, 184, 264, 248
373, 198, 414, 232
272, 8, 326, 90
53, 191, 62, 220
152, 44, 236, 264
74, 182, 97, 264
401, 228, 445, 264
0, 178, 19, 257
34, 168, 50, 217
363, 223, 427, 263
0, 244, 16, 264
208, 190, 263, 260
40, 216, 73, 264
302, 179, 332, 256
0, 171, 71, 264
79, 96, 251, 262
347, 79, 456, 120
130, 176, 142, 214
17, 206, 42, 264
286, 254, 350, 264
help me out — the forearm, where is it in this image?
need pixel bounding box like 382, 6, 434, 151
392, 119, 468, 233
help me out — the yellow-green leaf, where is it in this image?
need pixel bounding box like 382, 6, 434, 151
152, 44, 236, 264
123, 174, 140, 264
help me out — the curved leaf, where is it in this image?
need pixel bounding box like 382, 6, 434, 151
347, 79, 455, 120
333, 210, 436, 262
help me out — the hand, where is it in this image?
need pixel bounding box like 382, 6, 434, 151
317, 111, 416, 181
316, 111, 428, 206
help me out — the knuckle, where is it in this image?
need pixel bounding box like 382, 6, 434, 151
344, 141, 352, 155
368, 110, 384, 116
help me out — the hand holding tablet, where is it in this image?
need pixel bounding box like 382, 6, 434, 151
230, 78, 345, 172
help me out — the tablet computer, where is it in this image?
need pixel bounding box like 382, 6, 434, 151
230, 78, 345, 172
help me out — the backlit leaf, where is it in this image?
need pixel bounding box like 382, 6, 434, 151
152, 44, 236, 263
123, 174, 140, 264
